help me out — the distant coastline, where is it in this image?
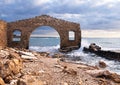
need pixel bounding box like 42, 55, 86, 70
30, 35, 59, 38
30, 36, 59, 38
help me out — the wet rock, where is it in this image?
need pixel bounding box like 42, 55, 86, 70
0, 77, 5, 85
83, 45, 120, 61
89, 43, 101, 51
98, 61, 107, 68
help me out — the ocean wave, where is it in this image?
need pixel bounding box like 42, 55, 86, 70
29, 38, 120, 75
29, 45, 60, 53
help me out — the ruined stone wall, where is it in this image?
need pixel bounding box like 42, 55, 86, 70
7, 15, 81, 50
0, 20, 7, 48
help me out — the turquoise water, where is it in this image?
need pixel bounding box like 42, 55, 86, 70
29, 37, 120, 74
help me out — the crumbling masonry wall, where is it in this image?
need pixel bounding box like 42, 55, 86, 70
0, 20, 7, 48
7, 15, 81, 50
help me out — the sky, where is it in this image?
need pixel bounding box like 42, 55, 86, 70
0, 0, 120, 38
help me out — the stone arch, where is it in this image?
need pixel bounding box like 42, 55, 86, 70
29, 25, 60, 47
7, 15, 81, 51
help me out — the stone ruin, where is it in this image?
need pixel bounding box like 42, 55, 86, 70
0, 20, 7, 49
0, 15, 81, 51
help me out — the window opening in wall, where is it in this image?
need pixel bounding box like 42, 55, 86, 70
13, 30, 21, 41
69, 31, 75, 40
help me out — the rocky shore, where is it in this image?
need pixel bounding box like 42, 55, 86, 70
0, 47, 120, 85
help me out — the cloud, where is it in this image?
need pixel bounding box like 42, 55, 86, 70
82, 29, 120, 38
0, 0, 15, 5
33, 0, 52, 6
0, 0, 120, 33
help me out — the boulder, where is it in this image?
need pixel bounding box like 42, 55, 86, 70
98, 61, 107, 68
0, 58, 23, 83
0, 77, 5, 85
86, 70, 120, 83
89, 43, 101, 51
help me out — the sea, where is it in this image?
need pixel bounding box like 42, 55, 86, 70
29, 37, 120, 74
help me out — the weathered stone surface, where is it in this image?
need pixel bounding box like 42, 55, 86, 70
9, 52, 21, 61
0, 20, 7, 49
7, 15, 81, 51
0, 77, 5, 85
86, 70, 120, 83
17, 75, 44, 85
0, 55, 22, 83
98, 61, 107, 68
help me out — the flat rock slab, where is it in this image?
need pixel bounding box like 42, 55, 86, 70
21, 55, 37, 60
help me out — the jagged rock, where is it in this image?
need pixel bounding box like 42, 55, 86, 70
6, 59, 22, 75
18, 75, 44, 85
9, 52, 21, 60
0, 58, 22, 83
86, 70, 120, 83
89, 43, 101, 51
10, 80, 18, 85
4, 76, 13, 83
83, 46, 120, 61
0, 77, 5, 85
0, 50, 9, 58
98, 61, 107, 68
17, 79, 26, 85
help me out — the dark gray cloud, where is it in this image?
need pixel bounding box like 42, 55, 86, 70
0, 0, 120, 30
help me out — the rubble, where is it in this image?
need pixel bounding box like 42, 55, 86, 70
86, 69, 120, 83
0, 77, 5, 85
0, 47, 120, 85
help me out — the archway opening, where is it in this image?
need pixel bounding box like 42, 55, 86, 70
12, 30, 21, 42
29, 26, 60, 53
